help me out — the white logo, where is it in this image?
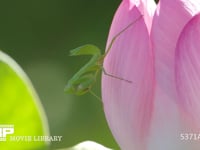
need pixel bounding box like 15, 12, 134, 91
0, 125, 62, 142
0, 125, 14, 141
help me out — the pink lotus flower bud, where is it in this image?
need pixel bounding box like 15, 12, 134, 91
102, 0, 200, 149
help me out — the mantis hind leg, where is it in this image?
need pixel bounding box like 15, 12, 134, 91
100, 16, 143, 83
102, 68, 132, 83
102, 15, 143, 60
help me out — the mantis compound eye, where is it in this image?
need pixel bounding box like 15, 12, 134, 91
73, 75, 96, 95
65, 73, 96, 96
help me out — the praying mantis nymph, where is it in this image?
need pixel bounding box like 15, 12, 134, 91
65, 15, 143, 98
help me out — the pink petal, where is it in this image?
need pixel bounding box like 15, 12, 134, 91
102, 1, 154, 149
151, 0, 200, 103
124, 0, 156, 32
149, 1, 200, 149
176, 13, 200, 132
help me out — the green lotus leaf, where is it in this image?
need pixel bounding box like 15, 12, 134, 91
0, 51, 49, 150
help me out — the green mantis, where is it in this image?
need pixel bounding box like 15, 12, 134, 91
65, 15, 143, 97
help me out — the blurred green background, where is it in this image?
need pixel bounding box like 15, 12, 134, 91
0, 0, 121, 149
0, 0, 158, 149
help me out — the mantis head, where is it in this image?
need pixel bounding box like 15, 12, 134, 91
65, 74, 96, 96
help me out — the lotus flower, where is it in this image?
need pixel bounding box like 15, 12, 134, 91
102, 0, 200, 149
